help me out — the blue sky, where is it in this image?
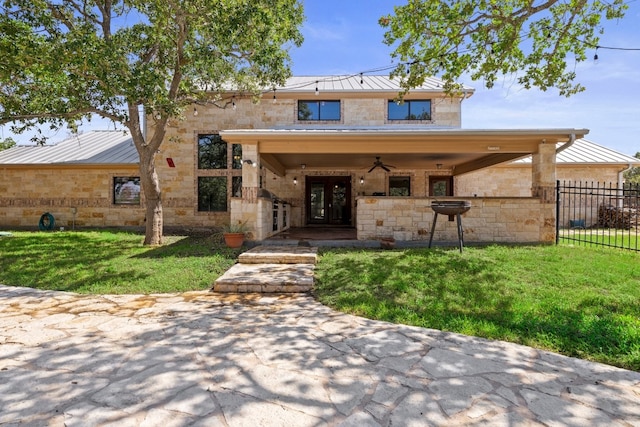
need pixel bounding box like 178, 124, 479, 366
3, 0, 639, 156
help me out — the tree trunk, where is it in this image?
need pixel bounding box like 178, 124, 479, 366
128, 106, 165, 246
140, 148, 163, 245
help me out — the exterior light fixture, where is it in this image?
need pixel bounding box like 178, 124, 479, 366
436, 163, 443, 170
360, 176, 364, 184
193, 107, 198, 116
293, 177, 298, 185
243, 159, 257, 167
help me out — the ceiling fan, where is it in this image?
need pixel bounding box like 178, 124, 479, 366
368, 156, 396, 173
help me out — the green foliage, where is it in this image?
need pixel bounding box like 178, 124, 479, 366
0, 137, 16, 151
0, 0, 304, 245
0, 230, 239, 294
380, 0, 628, 96
623, 152, 640, 184
315, 245, 640, 371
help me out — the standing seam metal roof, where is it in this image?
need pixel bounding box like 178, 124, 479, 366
280, 75, 474, 92
0, 131, 138, 165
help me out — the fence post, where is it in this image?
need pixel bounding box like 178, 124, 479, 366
556, 180, 561, 245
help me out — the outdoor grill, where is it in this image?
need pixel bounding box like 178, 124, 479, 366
428, 201, 471, 252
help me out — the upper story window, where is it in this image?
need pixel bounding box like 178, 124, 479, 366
388, 99, 431, 121
298, 100, 340, 121
198, 134, 242, 169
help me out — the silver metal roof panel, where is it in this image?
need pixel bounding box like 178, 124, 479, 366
0, 131, 138, 165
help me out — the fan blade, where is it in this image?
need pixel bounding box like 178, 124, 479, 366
368, 165, 377, 173
382, 165, 390, 172
386, 164, 397, 169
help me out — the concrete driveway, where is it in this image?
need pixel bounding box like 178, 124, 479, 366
1, 285, 639, 426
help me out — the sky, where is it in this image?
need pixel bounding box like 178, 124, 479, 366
3, 0, 640, 156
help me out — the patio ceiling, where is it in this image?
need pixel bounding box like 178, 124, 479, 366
219, 128, 589, 176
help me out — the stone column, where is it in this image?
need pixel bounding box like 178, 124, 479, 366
230, 143, 260, 240
531, 141, 557, 242
531, 142, 556, 203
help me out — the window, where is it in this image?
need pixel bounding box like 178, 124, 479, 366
429, 176, 453, 196
198, 177, 228, 211
389, 176, 411, 196
196, 134, 243, 212
114, 177, 141, 205
388, 100, 431, 121
298, 100, 340, 121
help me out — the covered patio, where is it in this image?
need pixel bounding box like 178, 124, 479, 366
220, 127, 588, 244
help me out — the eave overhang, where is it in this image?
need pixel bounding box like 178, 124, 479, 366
220, 128, 589, 176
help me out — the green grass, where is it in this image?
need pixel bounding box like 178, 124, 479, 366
0, 230, 238, 294
2, 231, 639, 370
314, 245, 640, 371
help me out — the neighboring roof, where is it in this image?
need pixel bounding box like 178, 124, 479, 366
513, 139, 640, 165
0, 131, 138, 165
278, 75, 475, 94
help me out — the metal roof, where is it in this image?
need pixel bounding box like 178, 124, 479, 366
513, 139, 640, 165
278, 75, 474, 93
0, 131, 138, 165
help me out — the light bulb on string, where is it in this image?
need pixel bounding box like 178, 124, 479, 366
193, 107, 198, 117
315, 81, 319, 96
272, 88, 277, 104
232, 96, 237, 110
594, 46, 599, 61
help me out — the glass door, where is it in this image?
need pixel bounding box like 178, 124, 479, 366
306, 176, 351, 225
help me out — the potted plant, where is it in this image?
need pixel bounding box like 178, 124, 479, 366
222, 221, 248, 248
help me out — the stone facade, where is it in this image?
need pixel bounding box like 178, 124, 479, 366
356, 197, 554, 244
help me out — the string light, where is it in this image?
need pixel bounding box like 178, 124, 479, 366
232, 96, 236, 110
186, 34, 640, 112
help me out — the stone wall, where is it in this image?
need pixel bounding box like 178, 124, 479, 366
356, 197, 555, 243
0, 166, 144, 228
456, 164, 624, 197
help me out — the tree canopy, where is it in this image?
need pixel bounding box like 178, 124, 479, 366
0, 0, 304, 245
0, 137, 16, 151
380, 0, 628, 96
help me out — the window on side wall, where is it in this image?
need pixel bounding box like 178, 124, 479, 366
113, 176, 141, 205
196, 134, 242, 212
388, 100, 431, 121
389, 176, 411, 196
298, 100, 340, 121
429, 176, 453, 196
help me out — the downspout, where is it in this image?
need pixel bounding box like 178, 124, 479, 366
556, 133, 576, 154
617, 163, 634, 208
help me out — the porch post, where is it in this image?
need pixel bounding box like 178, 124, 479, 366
532, 141, 557, 242
230, 143, 261, 240
532, 141, 557, 202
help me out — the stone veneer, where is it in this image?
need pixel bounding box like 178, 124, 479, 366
356, 197, 555, 243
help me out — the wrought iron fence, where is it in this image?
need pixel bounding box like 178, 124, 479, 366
556, 180, 640, 251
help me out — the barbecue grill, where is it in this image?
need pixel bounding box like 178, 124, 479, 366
428, 201, 471, 252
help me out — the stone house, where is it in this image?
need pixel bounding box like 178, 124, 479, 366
0, 75, 637, 243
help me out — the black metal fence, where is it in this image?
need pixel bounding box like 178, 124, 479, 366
556, 180, 640, 251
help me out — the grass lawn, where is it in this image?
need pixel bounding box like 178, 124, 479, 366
314, 245, 640, 371
0, 230, 239, 294
1, 231, 639, 371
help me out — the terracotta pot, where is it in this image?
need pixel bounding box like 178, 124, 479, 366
223, 232, 245, 248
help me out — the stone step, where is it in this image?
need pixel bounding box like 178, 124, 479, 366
238, 245, 318, 265
213, 263, 314, 293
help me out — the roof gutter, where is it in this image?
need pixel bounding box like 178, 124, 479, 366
556, 133, 576, 154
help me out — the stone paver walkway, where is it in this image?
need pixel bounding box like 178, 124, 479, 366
1, 285, 639, 426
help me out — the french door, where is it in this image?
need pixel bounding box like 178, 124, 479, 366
306, 176, 351, 225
